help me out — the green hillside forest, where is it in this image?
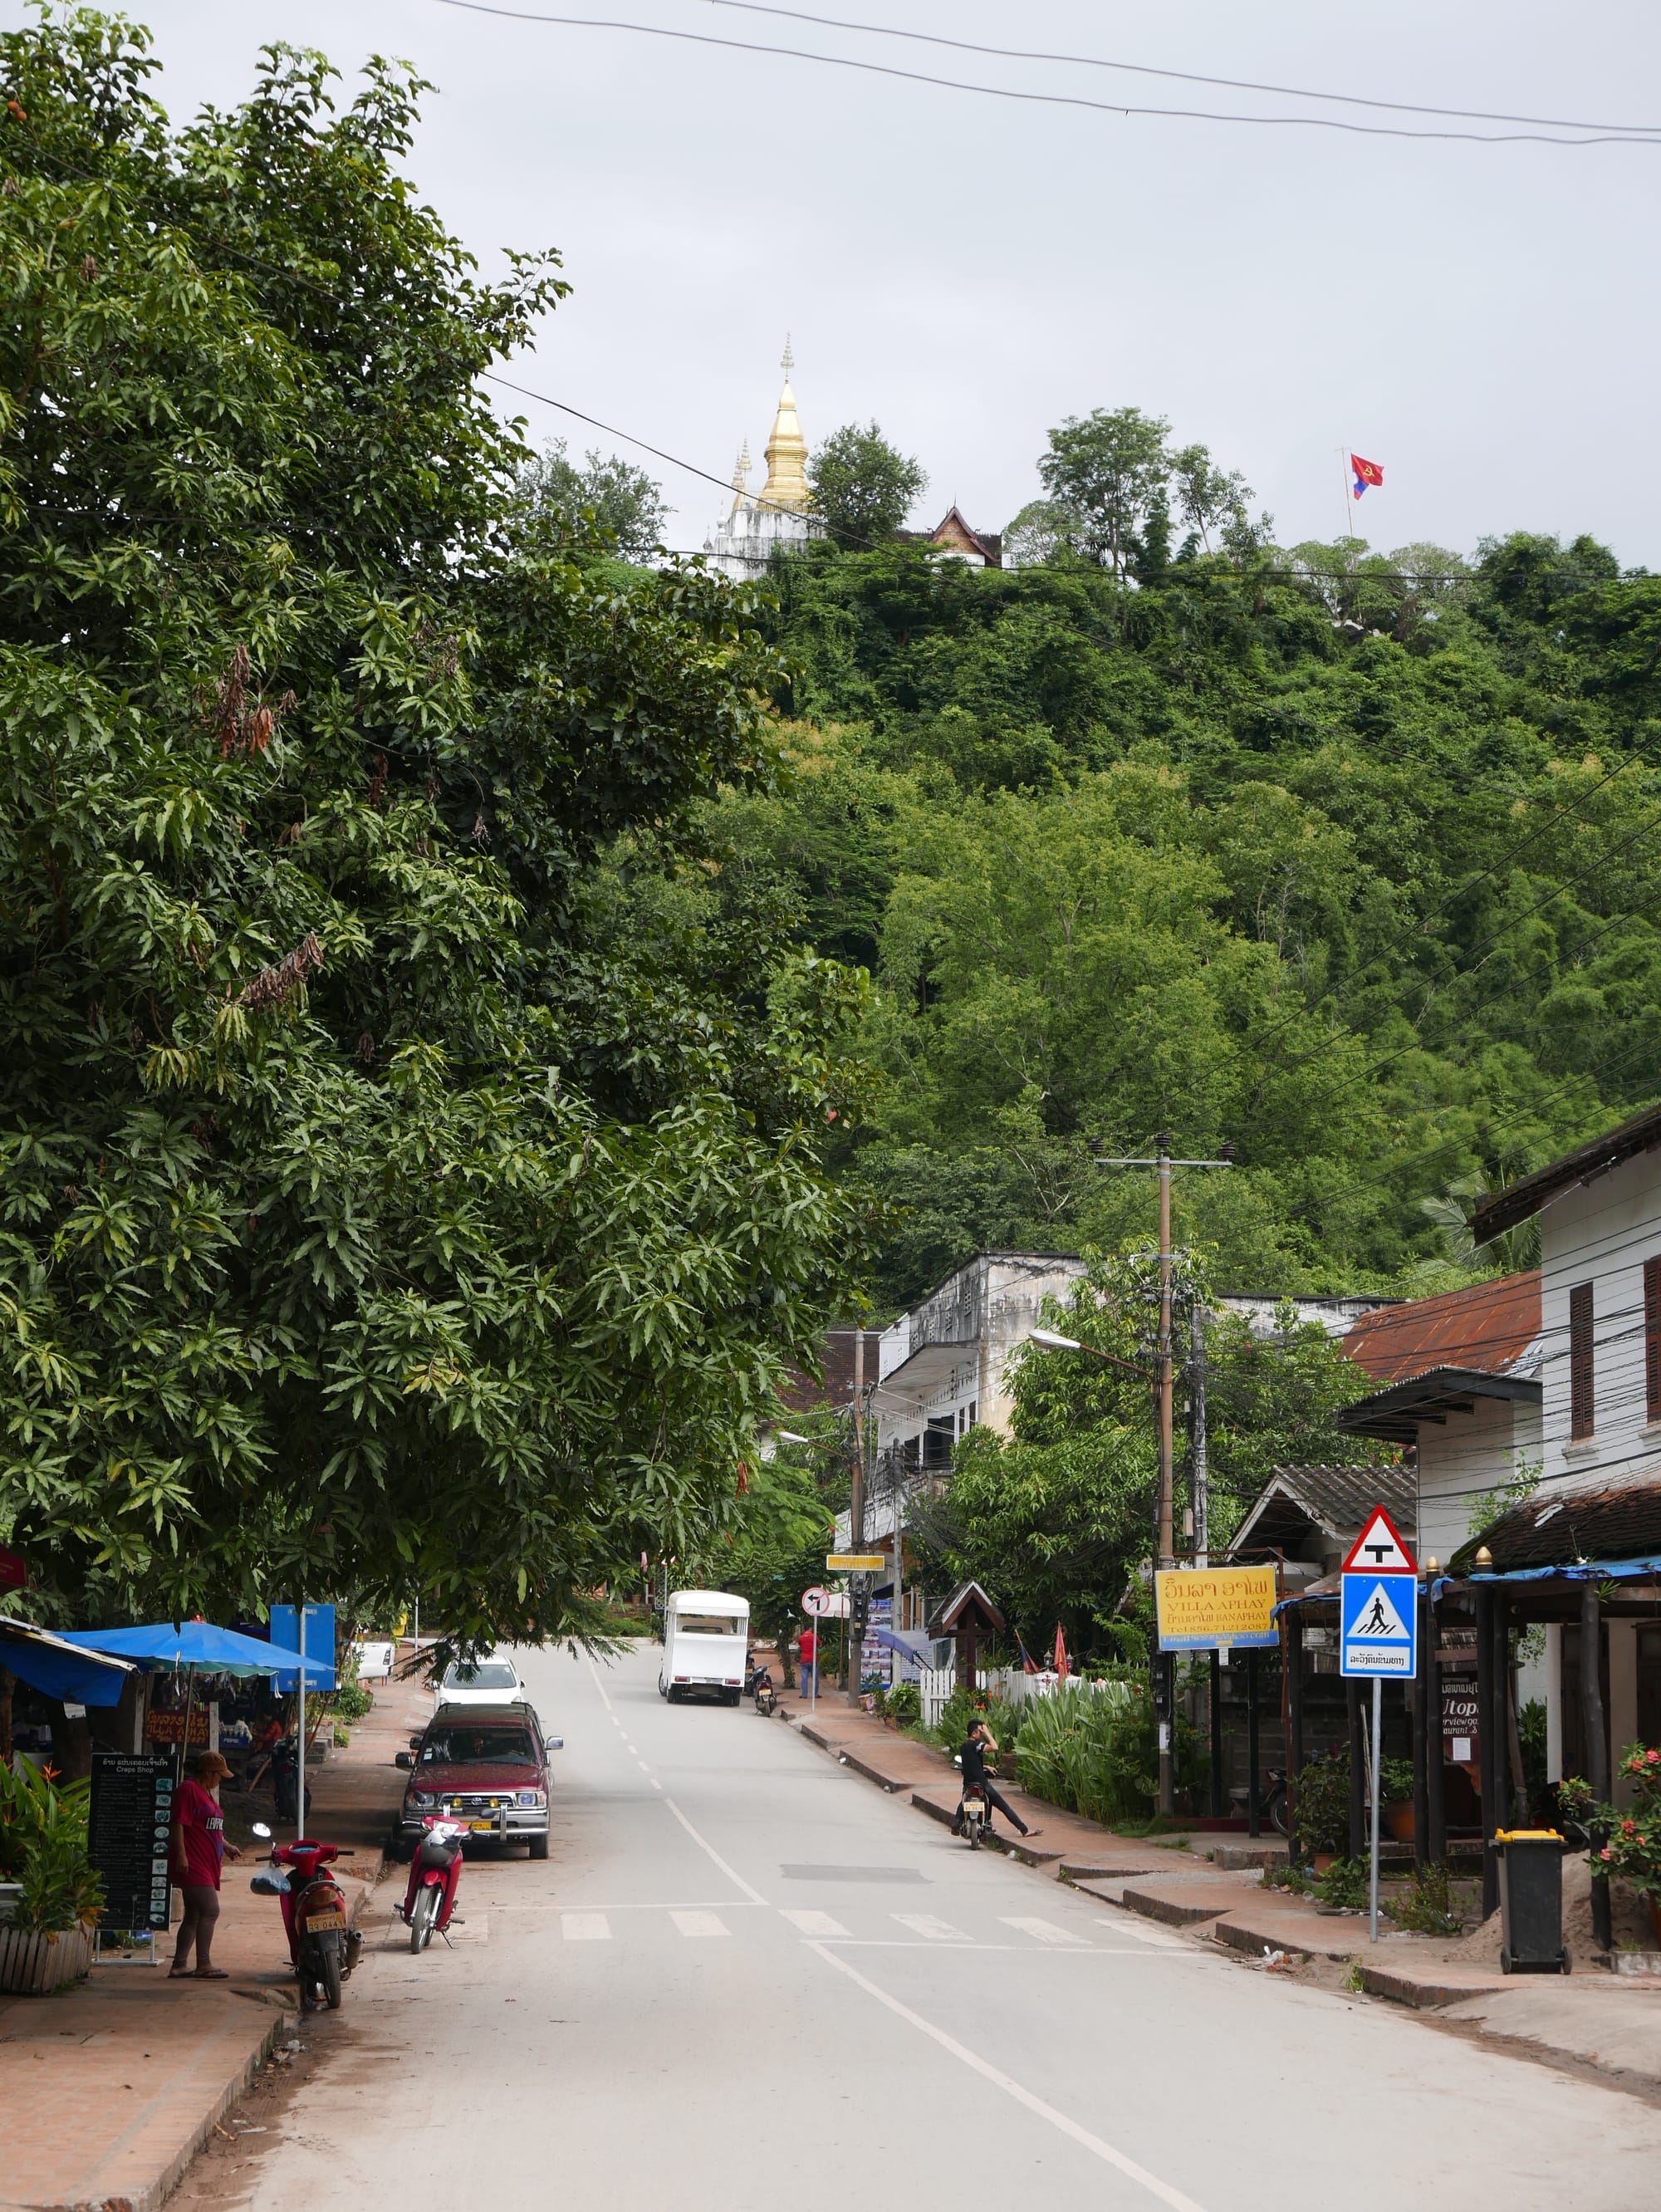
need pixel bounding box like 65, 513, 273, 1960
695, 515, 1661, 1312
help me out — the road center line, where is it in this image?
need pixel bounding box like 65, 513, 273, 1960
806, 1943, 1209, 2212
661, 1795, 769, 1906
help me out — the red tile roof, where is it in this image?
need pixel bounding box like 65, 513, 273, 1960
1344, 1270, 1541, 1386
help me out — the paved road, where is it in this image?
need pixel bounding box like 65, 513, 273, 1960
238, 1643, 1652, 2212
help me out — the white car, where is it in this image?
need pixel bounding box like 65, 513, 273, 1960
431, 1651, 527, 1708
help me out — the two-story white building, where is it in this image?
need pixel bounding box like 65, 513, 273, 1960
1338, 1110, 1661, 1822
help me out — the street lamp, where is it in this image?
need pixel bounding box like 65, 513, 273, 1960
1027, 1327, 1150, 1377
776, 1430, 812, 1445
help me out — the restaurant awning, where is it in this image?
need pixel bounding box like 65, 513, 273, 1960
0, 1616, 139, 1707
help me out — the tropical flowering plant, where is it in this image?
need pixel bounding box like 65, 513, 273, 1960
1558, 1744, 1661, 1900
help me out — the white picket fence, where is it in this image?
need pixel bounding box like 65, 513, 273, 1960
919, 1663, 1127, 1729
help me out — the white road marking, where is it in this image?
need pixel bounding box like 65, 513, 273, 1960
781, 1909, 850, 1938
892, 1912, 967, 1942
636, 1760, 651, 1773
808, 1944, 1209, 2212
671, 1910, 728, 1939
652, 1780, 663, 1791
561, 1912, 611, 1941
1000, 1915, 1084, 1945
661, 1796, 768, 1905
1095, 1915, 1195, 1953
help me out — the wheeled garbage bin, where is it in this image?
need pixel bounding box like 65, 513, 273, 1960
1492, 1828, 1570, 1974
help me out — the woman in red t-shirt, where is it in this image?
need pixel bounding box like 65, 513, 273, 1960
169, 1751, 242, 1979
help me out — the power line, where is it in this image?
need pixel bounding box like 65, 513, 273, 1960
425, 2, 1661, 147
702, 0, 1661, 137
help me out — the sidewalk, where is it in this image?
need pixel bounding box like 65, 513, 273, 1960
783, 1686, 1661, 2102
0, 1651, 427, 2212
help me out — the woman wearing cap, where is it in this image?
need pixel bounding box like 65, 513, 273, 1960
169, 1750, 243, 1979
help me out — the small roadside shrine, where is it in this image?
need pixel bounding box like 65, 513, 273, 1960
927, 1582, 1005, 1685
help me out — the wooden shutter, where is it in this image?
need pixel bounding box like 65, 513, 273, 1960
1647, 1258, 1661, 1422
1569, 1282, 1595, 1440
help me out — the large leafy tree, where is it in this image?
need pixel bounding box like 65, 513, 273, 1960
1036, 405, 1171, 577
808, 421, 928, 549
0, 12, 870, 1640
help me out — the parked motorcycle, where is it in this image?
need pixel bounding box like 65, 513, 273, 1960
269, 1735, 313, 1825
753, 1680, 778, 1718
249, 1821, 359, 2011
1258, 1768, 1291, 1838
402, 1815, 467, 1954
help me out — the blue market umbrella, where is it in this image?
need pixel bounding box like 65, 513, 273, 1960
0, 1616, 138, 1707
61, 1621, 321, 1676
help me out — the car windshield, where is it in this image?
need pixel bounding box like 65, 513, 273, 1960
420, 1727, 538, 1767
676, 1616, 743, 1636
441, 1660, 517, 1690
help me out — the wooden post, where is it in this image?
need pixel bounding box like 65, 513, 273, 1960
1208, 1651, 1224, 1818
1582, 1578, 1613, 1954
1425, 1588, 1447, 1865
1476, 1582, 1498, 1918
1491, 1587, 1512, 1832
1346, 1681, 1365, 1859
1286, 1608, 1305, 1847
1247, 1650, 1262, 1837
1412, 1584, 1432, 1872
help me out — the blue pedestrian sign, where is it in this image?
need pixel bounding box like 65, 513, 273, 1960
1340, 1571, 1418, 1677
1339, 1504, 1418, 1680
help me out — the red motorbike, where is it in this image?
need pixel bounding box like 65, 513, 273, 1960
401, 1815, 467, 1953
250, 1822, 361, 2010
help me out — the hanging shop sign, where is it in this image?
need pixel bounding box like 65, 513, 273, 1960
1154, 1565, 1279, 1652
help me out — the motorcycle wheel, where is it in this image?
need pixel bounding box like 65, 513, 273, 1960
1270, 1794, 1291, 1838
411, 1881, 439, 1955
321, 1942, 343, 2010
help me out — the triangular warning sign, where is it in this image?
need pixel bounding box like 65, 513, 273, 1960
1347, 1579, 1409, 1639
1341, 1504, 1417, 1576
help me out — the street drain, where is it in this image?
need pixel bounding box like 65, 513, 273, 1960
781, 1866, 927, 1883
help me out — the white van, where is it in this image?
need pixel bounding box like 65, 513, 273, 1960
659, 1590, 750, 1705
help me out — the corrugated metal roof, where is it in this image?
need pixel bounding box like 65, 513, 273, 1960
1456, 1479, 1661, 1572
1344, 1270, 1540, 1386
1233, 1464, 1417, 1555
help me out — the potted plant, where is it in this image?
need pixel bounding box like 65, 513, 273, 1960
1380, 1757, 1417, 1843
0, 1761, 104, 1995
1560, 1743, 1661, 1943
1292, 1749, 1351, 1871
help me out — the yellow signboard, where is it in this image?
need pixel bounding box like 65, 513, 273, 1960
1154, 1566, 1279, 1652
826, 1553, 885, 1572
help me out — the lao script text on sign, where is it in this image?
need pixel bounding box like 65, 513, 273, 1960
1340, 1570, 1418, 1678
1154, 1565, 1279, 1652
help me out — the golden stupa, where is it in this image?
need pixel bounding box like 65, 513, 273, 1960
757, 337, 811, 513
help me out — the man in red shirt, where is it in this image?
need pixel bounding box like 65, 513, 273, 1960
169, 1750, 243, 1978
796, 1623, 817, 1700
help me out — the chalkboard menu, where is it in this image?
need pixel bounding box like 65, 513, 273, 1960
89, 1753, 175, 1933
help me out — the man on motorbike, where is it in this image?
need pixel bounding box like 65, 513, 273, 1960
953, 1718, 1041, 1842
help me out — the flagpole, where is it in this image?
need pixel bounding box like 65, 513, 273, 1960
1337, 446, 1355, 544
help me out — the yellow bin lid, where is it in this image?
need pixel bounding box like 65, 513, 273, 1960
1494, 1828, 1565, 1842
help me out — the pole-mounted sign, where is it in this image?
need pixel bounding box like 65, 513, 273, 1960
1339, 1503, 1418, 1943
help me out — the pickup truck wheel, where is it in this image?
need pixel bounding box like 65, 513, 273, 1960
528, 1832, 550, 1860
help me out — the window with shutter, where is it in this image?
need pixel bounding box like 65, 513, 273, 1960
1570, 1282, 1595, 1440
1647, 1258, 1661, 1422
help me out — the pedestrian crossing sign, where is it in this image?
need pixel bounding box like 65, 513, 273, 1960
1340, 1569, 1418, 1678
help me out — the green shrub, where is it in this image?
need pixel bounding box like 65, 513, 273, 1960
1315, 1856, 1368, 1910
1292, 1749, 1352, 1859
0, 1762, 104, 1932
885, 1681, 922, 1726
332, 1683, 374, 1723
934, 1685, 1022, 1757
1389, 1861, 1464, 1935
1013, 1679, 1160, 1826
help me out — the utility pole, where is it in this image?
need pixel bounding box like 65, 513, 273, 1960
1189, 1302, 1208, 1568
848, 1327, 867, 1707
1090, 1134, 1232, 1815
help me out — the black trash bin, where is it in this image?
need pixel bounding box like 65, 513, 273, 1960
1492, 1828, 1570, 1974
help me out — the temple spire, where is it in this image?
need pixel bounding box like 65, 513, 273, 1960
730, 439, 751, 515
759, 336, 811, 513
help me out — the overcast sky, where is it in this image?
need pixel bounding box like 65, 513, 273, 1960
23, 1, 1661, 562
